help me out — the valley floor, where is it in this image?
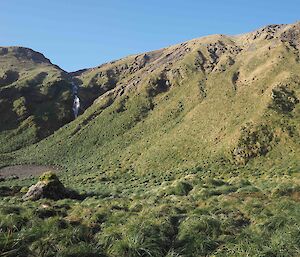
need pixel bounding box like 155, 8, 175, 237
0, 161, 300, 257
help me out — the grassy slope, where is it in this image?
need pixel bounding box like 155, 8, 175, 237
0, 23, 300, 257
0, 47, 73, 154
3, 24, 299, 174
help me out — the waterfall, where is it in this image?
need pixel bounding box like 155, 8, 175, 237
71, 81, 80, 119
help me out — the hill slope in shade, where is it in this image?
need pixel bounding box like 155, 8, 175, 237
2, 22, 299, 175
0, 46, 75, 153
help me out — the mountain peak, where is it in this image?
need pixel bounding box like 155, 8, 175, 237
0, 46, 53, 65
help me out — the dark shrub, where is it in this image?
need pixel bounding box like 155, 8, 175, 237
269, 86, 299, 113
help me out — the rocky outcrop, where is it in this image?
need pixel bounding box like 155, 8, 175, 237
252, 24, 285, 40
147, 72, 171, 97
194, 41, 240, 73
280, 23, 300, 49
23, 171, 81, 201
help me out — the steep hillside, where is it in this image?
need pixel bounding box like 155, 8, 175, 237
3, 22, 299, 175
0, 47, 75, 153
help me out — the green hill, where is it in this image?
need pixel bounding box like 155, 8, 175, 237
3, 23, 299, 173
0, 46, 74, 153
0, 23, 300, 257
0, 46, 109, 154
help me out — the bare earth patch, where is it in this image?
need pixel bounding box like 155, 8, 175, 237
0, 165, 60, 179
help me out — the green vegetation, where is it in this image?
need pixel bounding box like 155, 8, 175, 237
0, 47, 74, 154
270, 86, 299, 113
232, 123, 275, 164
0, 23, 300, 256
1, 164, 300, 256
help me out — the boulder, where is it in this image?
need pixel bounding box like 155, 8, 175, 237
23, 171, 80, 201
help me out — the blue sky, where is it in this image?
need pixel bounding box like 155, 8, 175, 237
1, 0, 299, 71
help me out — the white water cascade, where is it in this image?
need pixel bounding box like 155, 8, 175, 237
71, 82, 80, 119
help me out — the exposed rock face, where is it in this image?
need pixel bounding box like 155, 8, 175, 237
252, 24, 285, 40
280, 23, 300, 48
194, 40, 240, 73
147, 72, 171, 97
23, 171, 80, 201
